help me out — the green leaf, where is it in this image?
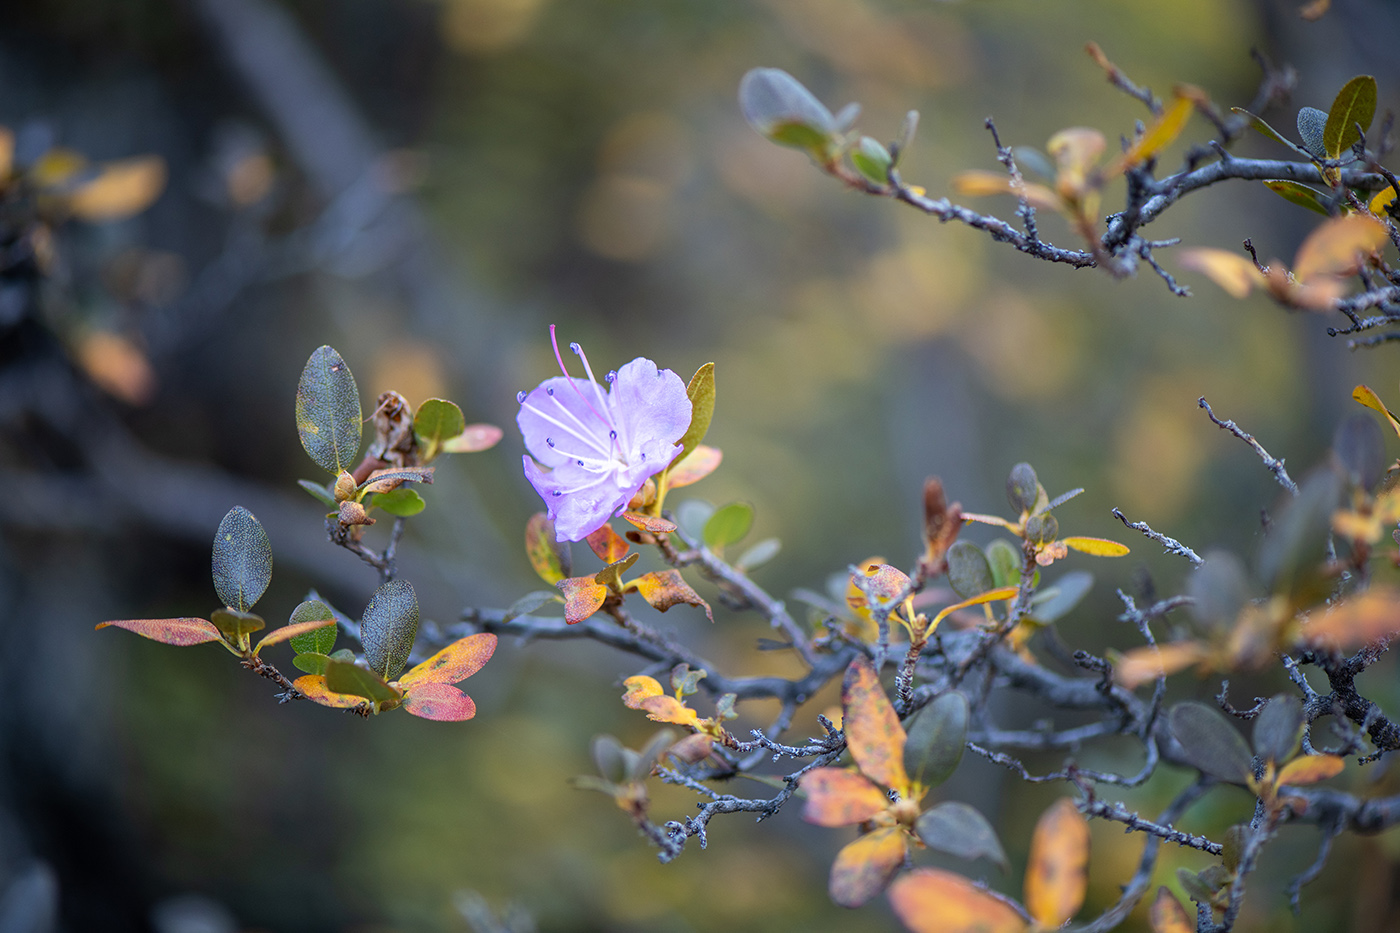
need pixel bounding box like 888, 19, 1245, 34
1188, 550, 1252, 631
1253, 694, 1304, 765
292, 651, 332, 675
947, 541, 994, 599
984, 539, 1021, 589
1232, 108, 1315, 159
703, 502, 753, 551
525, 513, 570, 584
851, 136, 892, 185
592, 734, 629, 784
736, 537, 781, 572
502, 590, 563, 622
738, 68, 838, 159
211, 506, 272, 612
594, 552, 640, 591
297, 479, 336, 507
288, 600, 337, 656
671, 663, 707, 698
1324, 75, 1377, 158
1006, 462, 1039, 513
915, 801, 1008, 871
413, 398, 466, 457
894, 110, 919, 161
295, 345, 362, 474
1029, 571, 1093, 624
210, 607, 265, 644
1263, 180, 1332, 216
374, 487, 425, 517
359, 579, 420, 681
1168, 702, 1253, 784
324, 658, 402, 705
675, 499, 715, 540
903, 691, 968, 789
1297, 107, 1328, 159
670, 363, 715, 472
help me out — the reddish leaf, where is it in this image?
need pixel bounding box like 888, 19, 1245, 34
829, 827, 908, 908
799, 768, 888, 827
621, 511, 677, 534
854, 563, 912, 606
888, 869, 1028, 933
842, 657, 910, 794
558, 576, 608, 624
403, 682, 477, 721
399, 632, 497, 687
1025, 798, 1090, 927
664, 444, 722, 489
441, 423, 503, 453
1277, 753, 1344, 786
1149, 886, 1192, 933
628, 569, 713, 622
586, 524, 631, 563
294, 674, 365, 709
96, 617, 222, 646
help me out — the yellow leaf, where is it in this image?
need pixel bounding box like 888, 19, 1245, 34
399, 632, 497, 687
638, 695, 701, 727
1149, 886, 1193, 933
1177, 248, 1265, 298
293, 674, 364, 709
1370, 186, 1396, 217
929, 586, 1019, 632
1276, 753, 1344, 786
0, 128, 13, 180
841, 656, 910, 794
1353, 385, 1400, 438
67, 156, 167, 222
888, 869, 1029, 933
1060, 536, 1130, 557
1025, 798, 1090, 927
799, 768, 889, 827
1109, 91, 1198, 174
950, 170, 1060, 212
828, 826, 908, 908
1293, 213, 1387, 282
621, 675, 665, 707
626, 569, 713, 622
1114, 641, 1210, 689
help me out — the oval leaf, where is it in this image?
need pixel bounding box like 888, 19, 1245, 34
295, 345, 362, 475
254, 617, 337, 656
592, 735, 629, 784
1150, 886, 1193, 933
294, 674, 365, 709
1297, 106, 1328, 159
661, 445, 722, 490
374, 487, 425, 517
1177, 247, 1265, 299
628, 569, 713, 622
1263, 179, 1332, 216
403, 682, 477, 721
210, 607, 264, 643
799, 768, 888, 827
947, 540, 994, 599
736, 537, 781, 571
888, 869, 1028, 933
413, 398, 465, 454
1030, 570, 1093, 624
1188, 550, 1252, 630
558, 576, 608, 625
738, 68, 837, 156
1060, 536, 1129, 557
95, 617, 221, 646
1294, 214, 1387, 283
1025, 798, 1090, 927
915, 801, 1008, 871
842, 656, 909, 793
502, 590, 563, 623
1168, 701, 1253, 783
829, 826, 906, 908
1253, 694, 1304, 764
292, 651, 332, 675
903, 691, 968, 790
400, 632, 497, 688
703, 501, 754, 551
1276, 753, 1344, 786
1324, 75, 1377, 158
672, 362, 715, 467
441, 423, 504, 453
211, 506, 272, 612
324, 659, 402, 706
286, 600, 338, 656
985, 539, 1021, 589
359, 579, 419, 681
525, 512, 571, 584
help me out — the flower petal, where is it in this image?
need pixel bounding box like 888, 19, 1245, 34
608, 357, 690, 466
524, 456, 631, 543
517, 376, 612, 468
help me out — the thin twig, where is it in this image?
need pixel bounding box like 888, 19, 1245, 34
1198, 397, 1299, 495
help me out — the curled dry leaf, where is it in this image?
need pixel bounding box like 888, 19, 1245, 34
557, 576, 608, 624
628, 569, 713, 622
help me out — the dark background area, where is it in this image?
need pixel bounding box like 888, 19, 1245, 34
4, 1, 1400, 930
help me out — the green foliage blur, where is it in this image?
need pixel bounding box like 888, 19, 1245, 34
9, 0, 1400, 930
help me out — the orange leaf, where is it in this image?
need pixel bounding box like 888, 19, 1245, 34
842, 657, 909, 794
441, 423, 503, 453
1109, 91, 1198, 174
1276, 753, 1344, 786
557, 576, 608, 624
399, 632, 497, 687
622, 511, 677, 534
586, 524, 631, 563
1060, 536, 1130, 557
293, 674, 365, 709
951, 171, 1060, 212
1025, 798, 1090, 927
799, 768, 889, 827
622, 676, 666, 707
1353, 385, 1400, 438
665, 444, 722, 489
76, 331, 156, 405
1114, 642, 1210, 689
1293, 214, 1387, 282
829, 826, 908, 908
1301, 587, 1400, 650
1177, 248, 1266, 298
403, 682, 477, 721
627, 569, 713, 622
96, 617, 222, 647
639, 695, 701, 727
888, 868, 1028, 933
67, 156, 167, 221
253, 617, 337, 655
1149, 886, 1193, 933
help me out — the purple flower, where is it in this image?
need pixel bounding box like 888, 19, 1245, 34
518, 328, 692, 542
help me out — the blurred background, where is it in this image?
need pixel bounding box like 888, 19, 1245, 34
4, 0, 1400, 930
